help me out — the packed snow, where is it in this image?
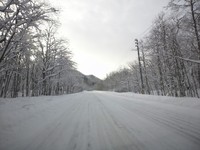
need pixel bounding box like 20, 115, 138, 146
0, 91, 200, 150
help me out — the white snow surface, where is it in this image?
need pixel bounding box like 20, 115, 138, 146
0, 91, 200, 150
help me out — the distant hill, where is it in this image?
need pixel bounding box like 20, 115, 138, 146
83, 74, 102, 91
68, 70, 102, 92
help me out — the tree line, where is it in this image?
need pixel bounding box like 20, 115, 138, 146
104, 0, 200, 98
0, 0, 81, 98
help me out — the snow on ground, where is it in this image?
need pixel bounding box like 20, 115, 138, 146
0, 91, 200, 150
112, 92, 200, 109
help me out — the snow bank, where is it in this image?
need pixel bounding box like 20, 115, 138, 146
97, 91, 200, 109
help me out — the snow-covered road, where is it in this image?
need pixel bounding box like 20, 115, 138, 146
0, 91, 200, 150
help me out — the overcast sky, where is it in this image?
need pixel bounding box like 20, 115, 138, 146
48, 0, 169, 79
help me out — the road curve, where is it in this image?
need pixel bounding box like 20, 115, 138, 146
0, 91, 200, 150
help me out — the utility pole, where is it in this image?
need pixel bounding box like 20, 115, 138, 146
135, 39, 144, 94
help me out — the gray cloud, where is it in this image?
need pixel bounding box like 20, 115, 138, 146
48, 0, 169, 79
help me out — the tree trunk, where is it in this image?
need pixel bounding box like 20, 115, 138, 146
190, 0, 200, 87
26, 63, 30, 97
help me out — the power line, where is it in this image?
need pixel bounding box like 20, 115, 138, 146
135, 6, 182, 40
137, 24, 154, 39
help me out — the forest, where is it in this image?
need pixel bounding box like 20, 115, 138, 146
0, 0, 200, 98
104, 0, 200, 98
0, 0, 82, 97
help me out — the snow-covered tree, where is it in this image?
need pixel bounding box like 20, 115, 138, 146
104, 0, 200, 98
0, 0, 78, 98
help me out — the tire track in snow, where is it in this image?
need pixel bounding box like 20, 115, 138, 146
1, 91, 200, 150
11, 94, 83, 150
113, 98, 200, 144
94, 94, 146, 150
97, 93, 200, 149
